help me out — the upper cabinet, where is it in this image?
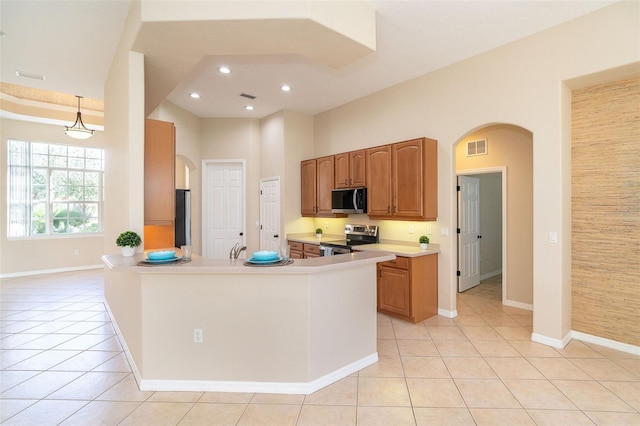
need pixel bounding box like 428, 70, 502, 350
367, 137, 437, 221
334, 149, 366, 188
301, 155, 337, 217
144, 118, 175, 225
301, 137, 437, 221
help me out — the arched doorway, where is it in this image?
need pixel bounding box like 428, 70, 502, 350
453, 124, 534, 312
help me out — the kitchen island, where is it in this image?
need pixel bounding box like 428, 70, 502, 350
102, 251, 394, 394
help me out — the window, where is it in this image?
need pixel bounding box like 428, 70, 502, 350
7, 140, 104, 237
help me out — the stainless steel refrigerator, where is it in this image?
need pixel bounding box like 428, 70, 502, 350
175, 189, 191, 247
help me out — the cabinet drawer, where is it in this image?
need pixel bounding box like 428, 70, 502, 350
288, 241, 303, 252
379, 256, 409, 270
303, 243, 321, 255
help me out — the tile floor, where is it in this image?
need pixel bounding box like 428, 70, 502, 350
1, 270, 639, 425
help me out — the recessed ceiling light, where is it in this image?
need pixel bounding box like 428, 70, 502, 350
245, 105, 254, 111
189, 93, 200, 99
281, 84, 291, 92
218, 66, 231, 74
15, 70, 46, 81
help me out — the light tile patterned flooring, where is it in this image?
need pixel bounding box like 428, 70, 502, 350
1, 270, 638, 425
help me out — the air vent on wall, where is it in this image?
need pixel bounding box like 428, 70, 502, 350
466, 139, 488, 157
240, 93, 256, 99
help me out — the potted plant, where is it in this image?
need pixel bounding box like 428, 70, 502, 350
419, 235, 429, 250
116, 231, 142, 257
315, 228, 323, 239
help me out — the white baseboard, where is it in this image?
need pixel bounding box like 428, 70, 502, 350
571, 330, 640, 355
104, 301, 143, 386
138, 353, 378, 394
531, 332, 572, 349
0, 264, 103, 279
503, 299, 533, 311
480, 269, 502, 281
438, 308, 457, 318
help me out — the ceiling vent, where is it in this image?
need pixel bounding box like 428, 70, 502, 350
466, 139, 488, 157
240, 93, 256, 99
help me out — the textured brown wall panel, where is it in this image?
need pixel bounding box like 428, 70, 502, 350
571, 76, 640, 346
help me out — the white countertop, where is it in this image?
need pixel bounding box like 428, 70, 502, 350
287, 234, 440, 258
102, 250, 395, 274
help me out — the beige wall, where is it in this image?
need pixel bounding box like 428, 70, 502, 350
0, 119, 105, 276
312, 2, 639, 342
457, 125, 533, 306
103, 0, 145, 258
200, 118, 262, 253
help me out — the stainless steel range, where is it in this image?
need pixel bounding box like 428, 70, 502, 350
319, 224, 379, 256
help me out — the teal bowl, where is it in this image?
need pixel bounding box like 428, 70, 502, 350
251, 251, 279, 261
147, 250, 176, 260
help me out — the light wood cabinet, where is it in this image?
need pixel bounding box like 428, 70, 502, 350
288, 241, 304, 259
377, 254, 438, 323
301, 156, 343, 217
301, 159, 317, 216
335, 150, 366, 188
303, 242, 321, 258
366, 138, 437, 221
144, 119, 175, 225
287, 241, 321, 258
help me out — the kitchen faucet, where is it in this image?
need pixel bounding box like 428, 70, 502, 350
229, 242, 246, 259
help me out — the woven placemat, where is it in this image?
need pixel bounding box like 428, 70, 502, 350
243, 259, 294, 267
137, 258, 192, 267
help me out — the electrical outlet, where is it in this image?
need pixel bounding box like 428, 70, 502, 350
408, 225, 414, 234
324, 221, 329, 229
193, 328, 203, 343
73, 249, 80, 255
426, 225, 432, 235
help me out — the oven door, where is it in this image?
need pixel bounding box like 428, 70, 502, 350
320, 245, 352, 256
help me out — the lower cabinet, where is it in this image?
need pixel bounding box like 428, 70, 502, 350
377, 254, 438, 323
288, 241, 303, 259
303, 243, 321, 258
288, 241, 321, 259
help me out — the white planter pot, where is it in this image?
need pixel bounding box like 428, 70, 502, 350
316, 234, 322, 239
121, 246, 137, 257
420, 243, 428, 250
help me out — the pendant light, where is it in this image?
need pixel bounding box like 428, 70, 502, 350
64, 95, 94, 139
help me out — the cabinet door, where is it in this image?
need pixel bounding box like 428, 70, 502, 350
350, 150, 367, 187
144, 119, 175, 224
393, 139, 424, 218
334, 153, 349, 189
301, 159, 317, 216
377, 265, 411, 316
366, 145, 392, 217
316, 156, 335, 216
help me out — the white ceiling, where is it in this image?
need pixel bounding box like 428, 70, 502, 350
0, 0, 616, 119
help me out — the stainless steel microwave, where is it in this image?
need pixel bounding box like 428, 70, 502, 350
331, 188, 367, 214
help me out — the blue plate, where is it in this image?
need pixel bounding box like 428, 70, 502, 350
251, 251, 279, 261
144, 256, 181, 264
147, 250, 176, 260
247, 256, 283, 264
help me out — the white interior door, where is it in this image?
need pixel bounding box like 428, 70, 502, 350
259, 177, 280, 251
203, 161, 245, 258
458, 175, 481, 292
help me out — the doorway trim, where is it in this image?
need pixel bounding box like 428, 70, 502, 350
457, 166, 508, 304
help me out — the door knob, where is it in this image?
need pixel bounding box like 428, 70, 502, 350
274, 234, 279, 238
239, 232, 244, 236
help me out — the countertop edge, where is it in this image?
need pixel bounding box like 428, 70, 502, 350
102, 251, 395, 274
